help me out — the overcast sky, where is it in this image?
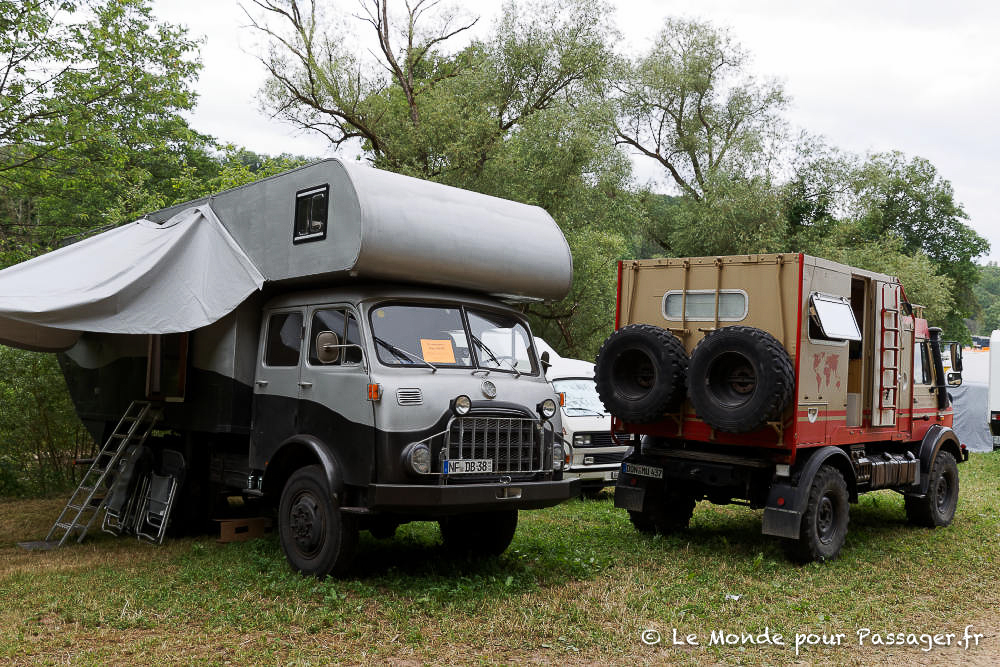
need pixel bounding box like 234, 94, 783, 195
152, 0, 1000, 263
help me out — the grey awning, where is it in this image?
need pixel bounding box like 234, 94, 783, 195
0, 206, 264, 352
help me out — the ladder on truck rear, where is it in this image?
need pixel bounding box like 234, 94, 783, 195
873, 283, 902, 427
45, 401, 161, 547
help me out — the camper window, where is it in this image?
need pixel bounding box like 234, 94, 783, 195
309, 308, 363, 366
808, 293, 862, 343
663, 290, 747, 321
293, 185, 329, 243
265, 312, 303, 366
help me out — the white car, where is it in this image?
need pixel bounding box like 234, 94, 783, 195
537, 339, 634, 498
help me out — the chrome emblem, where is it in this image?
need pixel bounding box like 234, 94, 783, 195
807, 407, 819, 423
481, 380, 497, 399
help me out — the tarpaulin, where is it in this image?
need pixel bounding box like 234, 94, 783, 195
0, 206, 264, 352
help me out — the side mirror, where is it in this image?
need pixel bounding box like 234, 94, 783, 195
946, 371, 963, 387
316, 330, 340, 364
540, 350, 551, 374
949, 342, 963, 372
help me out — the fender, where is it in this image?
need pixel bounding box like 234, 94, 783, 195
263, 434, 345, 502
762, 446, 855, 539
911, 424, 964, 497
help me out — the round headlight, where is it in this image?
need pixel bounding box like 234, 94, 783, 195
453, 395, 472, 415
402, 442, 431, 475
538, 398, 557, 420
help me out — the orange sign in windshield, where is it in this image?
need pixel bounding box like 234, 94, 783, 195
420, 339, 456, 364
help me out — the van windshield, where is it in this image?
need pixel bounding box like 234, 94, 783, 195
369, 304, 537, 374
552, 378, 608, 416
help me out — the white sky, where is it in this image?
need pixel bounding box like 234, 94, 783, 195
153, 0, 1000, 262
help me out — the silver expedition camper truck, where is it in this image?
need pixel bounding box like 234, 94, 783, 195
0, 159, 578, 576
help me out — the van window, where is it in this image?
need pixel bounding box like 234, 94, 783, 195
663, 290, 747, 321
293, 185, 329, 243
309, 309, 363, 365
265, 312, 303, 366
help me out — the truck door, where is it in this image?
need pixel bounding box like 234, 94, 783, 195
871, 282, 902, 427
297, 306, 375, 485
251, 309, 305, 455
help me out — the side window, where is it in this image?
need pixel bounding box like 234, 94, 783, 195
914, 341, 932, 385
293, 184, 329, 243
808, 293, 862, 344
265, 312, 303, 366
309, 309, 364, 366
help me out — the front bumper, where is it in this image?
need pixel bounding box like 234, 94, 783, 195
367, 478, 580, 515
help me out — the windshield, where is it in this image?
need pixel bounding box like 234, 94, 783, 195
552, 378, 608, 415
369, 304, 538, 374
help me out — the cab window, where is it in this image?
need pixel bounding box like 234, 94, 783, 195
265, 312, 302, 367
309, 308, 363, 366
914, 341, 932, 385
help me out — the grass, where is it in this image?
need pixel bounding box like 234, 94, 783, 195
1, 451, 999, 665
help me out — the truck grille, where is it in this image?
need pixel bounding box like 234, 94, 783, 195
446, 416, 549, 474
586, 452, 627, 465
396, 388, 423, 405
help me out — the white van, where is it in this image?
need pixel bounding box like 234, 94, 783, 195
537, 339, 634, 498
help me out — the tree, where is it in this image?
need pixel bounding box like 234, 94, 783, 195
1, 0, 213, 261
250, 0, 631, 357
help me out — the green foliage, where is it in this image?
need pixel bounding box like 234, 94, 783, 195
252, 0, 628, 358
973, 263, 1000, 334
0, 348, 91, 497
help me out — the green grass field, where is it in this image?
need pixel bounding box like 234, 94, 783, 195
1, 451, 999, 665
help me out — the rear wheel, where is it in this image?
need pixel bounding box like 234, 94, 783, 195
785, 465, 849, 562
905, 451, 958, 527
627, 492, 696, 536
439, 510, 518, 556
278, 465, 358, 577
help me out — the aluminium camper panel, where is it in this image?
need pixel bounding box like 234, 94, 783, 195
147, 159, 572, 302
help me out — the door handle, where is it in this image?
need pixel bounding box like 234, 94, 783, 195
298, 381, 313, 388
255, 380, 269, 387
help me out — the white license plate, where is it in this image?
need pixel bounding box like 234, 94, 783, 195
446, 459, 494, 474
623, 463, 663, 479
607, 470, 619, 481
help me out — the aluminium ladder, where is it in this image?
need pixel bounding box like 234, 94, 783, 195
45, 400, 162, 547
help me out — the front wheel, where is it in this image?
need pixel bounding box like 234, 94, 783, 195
278, 465, 358, 577
439, 510, 518, 556
785, 465, 849, 562
905, 451, 959, 527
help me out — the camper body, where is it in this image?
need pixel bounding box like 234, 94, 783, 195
6, 159, 578, 575
596, 254, 967, 561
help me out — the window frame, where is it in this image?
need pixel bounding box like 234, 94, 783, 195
306, 305, 366, 368
807, 292, 862, 346
661, 289, 748, 322
263, 309, 304, 368
292, 184, 330, 244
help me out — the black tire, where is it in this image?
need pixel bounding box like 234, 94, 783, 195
595, 324, 688, 423
628, 510, 657, 535
278, 465, 358, 577
439, 510, 518, 556
581, 486, 605, 500
785, 465, 849, 562
688, 325, 794, 433
905, 451, 959, 527
626, 493, 696, 535
652, 493, 696, 534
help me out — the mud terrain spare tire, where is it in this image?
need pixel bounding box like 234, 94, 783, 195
594, 324, 687, 423
688, 326, 794, 433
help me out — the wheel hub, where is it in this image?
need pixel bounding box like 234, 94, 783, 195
934, 476, 950, 512
289, 493, 323, 555
816, 496, 835, 542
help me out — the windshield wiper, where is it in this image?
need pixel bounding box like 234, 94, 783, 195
565, 407, 607, 417
373, 336, 437, 372
470, 334, 521, 377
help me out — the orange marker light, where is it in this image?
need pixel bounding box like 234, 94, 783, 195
558, 392, 566, 406
367, 383, 382, 401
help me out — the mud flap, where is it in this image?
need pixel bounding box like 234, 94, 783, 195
613, 461, 664, 513
761, 482, 804, 539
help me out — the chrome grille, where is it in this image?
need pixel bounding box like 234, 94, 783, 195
446, 416, 548, 473
396, 388, 423, 405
